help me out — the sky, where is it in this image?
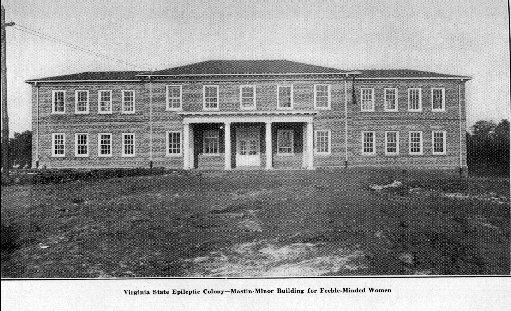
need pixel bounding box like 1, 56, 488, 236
3, 0, 510, 135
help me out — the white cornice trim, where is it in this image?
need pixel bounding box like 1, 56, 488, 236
178, 110, 318, 116
25, 79, 143, 84
357, 77, 471, 80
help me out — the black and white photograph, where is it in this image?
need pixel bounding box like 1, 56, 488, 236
1, 0, 510, 310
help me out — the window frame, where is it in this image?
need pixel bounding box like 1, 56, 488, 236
361, 131, 376, 155
121, 90, 136, 114
383, 88, 398, 112
166, 85, 182, 111
202, 129, 220, 155
97, 90, 113, 114
408, 131, 423, 155
166, 131, 182, 156
407, 88, 422, 112
239, 85, 256, 110
51, 133, 66, 157
276, 129, 294, 155
360, 88, 375, 112
203, 85, 219, 111
97, 133, 113, 157
52, 90, 66, 114
121, 133, 136, 157
277, 85, 294, 110
74, 90, 89, 114
74, 133, 89, 157
431, 88, 446, 112
314, 84, 331, 110
314, 130, 331, 155
384, 131, 399, 156
432, 130, 447, 155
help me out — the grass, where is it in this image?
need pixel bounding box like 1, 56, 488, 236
1, 169, 509, 277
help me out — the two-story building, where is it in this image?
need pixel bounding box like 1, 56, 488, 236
26, 60, 471, 171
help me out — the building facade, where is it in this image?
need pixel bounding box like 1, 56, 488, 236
27, 60, 471, 171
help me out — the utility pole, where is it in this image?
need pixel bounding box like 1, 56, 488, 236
1, 5, 15, 176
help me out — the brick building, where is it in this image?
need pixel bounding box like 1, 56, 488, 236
26, 60, 471, 171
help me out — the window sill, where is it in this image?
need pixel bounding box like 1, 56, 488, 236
75, 111, 89, 115
122, 111, 136, 114
166, 108, 182, 112
75, 154, 89, 158
98, 111, 113, 115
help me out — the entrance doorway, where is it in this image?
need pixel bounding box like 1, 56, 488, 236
236, 125, 261, 167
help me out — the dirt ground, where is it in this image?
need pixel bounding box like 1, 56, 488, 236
1, 169, 509, 277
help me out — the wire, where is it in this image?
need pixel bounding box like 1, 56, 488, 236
12, 23, 150, 70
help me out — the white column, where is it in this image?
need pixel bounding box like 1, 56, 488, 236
265, 122, 272, 169
306, 121, 314, 169
183, 123, 190, 169
189, 125, 194, 169
224, 122, 232, 170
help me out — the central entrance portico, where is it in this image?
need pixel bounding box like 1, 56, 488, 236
180, 111, 316, 170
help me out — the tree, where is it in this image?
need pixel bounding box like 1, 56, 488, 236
8, 130, 32, 169
467, 119, 509, 175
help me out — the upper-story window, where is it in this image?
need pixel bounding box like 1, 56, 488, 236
166, 85, 182, 110
52, 90, 65, 114
360, 88, 374, 111
98, 90, 112, 114
314, 84, 331, 109
277, 85, 293, 109
384, 88, 398, 111
122, 90, 135, 113
240, 85, 256, 110
203, 85, 219, 110
431, 88, 445, 111
75, 90, 89, 114
408, 88, 422, 112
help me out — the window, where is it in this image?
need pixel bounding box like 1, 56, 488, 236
98, 133, 112, 157
384, 88, 398, 111
385, 131, 399, 155
432, 131, 446, 155
240, 85, 256, 110
277, 129, 294, 154
408, 88, 422, 111
52, 90, 65, 114
52, 133, 65, 157
122, 90, 135, 113
75, 90, 89, 114
122, 133, 135, 157
278, 85, 293, 109
315, 130, 331, 154
166, 86, 182, 110
361, 88, 374, 111
166, 131, 182, 155
98, 90, 112, 114
409, 131, 423, 155
203, 85, 219, 110
75, 133, 89, 157
203, 130, 219, 154
431, 88, 445, 111
314, 84, 331, 109
362, 131, 375, 155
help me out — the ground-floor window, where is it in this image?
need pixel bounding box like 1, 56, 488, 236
277, 129, 294, 154
52, 133, 65, 157
122, 133, 135, 156
98, 133, 112, 157
315, 130, 331, 154
362, 131, 375, 155
409, 131, 423, 155
385, 131, 399, 155
203, 130, 219, 154
75, 133, 89, 157
167, 131, 182, 155
432, 131, 446, 155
